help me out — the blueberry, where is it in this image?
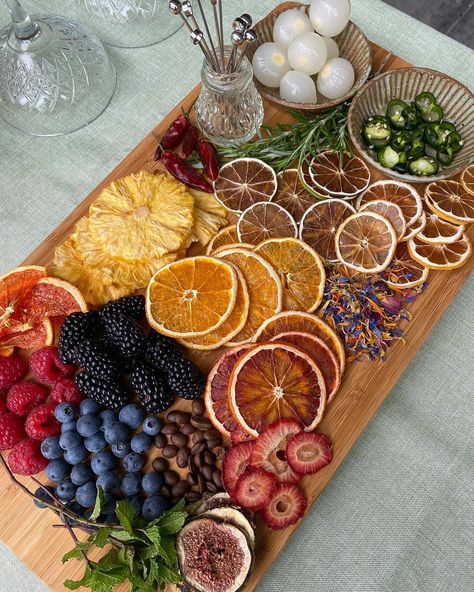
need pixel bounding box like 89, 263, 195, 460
65, 500, 83, 516
131, 432, 152, 454
33, 485, 55, 509
99, 410, 117, 431
142, 495, 169, 520
54, 403, 79, 423
84, 432, 107, 453
59, 430, 82, 450
142, 416, 162, 436
91, 451, 117, 475
70, 463, 93, 486
123, 452, 144, 473
126, 495, 142, 517
111, 441, 132, 458
96, 471, 121, 494
61, 420, 77, 433
46, 459, 70, 482
142, 471, 164, 495
76, 414, 102, 438
119, 404, 146, 429
79, 399, 101, 416
121, 472, 141, 496
41, 436, 63, 460
56, 479, 77, 502
104, 421, 129, 445
76, 481, 98, 508
64, 444, 88, 465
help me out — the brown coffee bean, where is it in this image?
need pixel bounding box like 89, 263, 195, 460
205, 438, 222, 450
189, 455, 196, 473
191, 442, 206, 455
185, 491, 201, 502
161, 485, 171, 497
190, 415, 212, 431
194, 452, 204, 469
187, 472, 198, 486
171, 432, 188, 447
203, 451, 216, 465
152, 457, 169, 472
163, 470, 180, 486
174, 411, 191, 425
197, 473, 206, 493
203, 428, 220, 441
192, 399, 206, 415
162, 444, 179, 459
181, 423, 196, 435
153, 434, 167, 449
176, 447, 190, 468
213, 446, 225, 459
162, 424, 178, 436
172, 480, 190, 498
201, 464, 214, 481
166, 411, 180, 424
213, 469, 223, 488
192, 431, 205, 444
206, 482, 218, 492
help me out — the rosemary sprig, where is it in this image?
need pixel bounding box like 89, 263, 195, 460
216, 102, 351, 172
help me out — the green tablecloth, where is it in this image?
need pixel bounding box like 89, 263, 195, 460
0, 1, 472, 590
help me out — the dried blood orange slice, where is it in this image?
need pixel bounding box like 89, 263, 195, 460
416, 211, 465, 244
460, 164, 474, 196
214, 158, 277, 213
1, 319, 53, 349
381, 243, 429, 289
309, 150, 370, 197
273, 169, 316, 223
254, 238, 325, 312
299, 199, 356, 261
237, 202, 298, 245
356, 180, 423, 228
205, 344, 255, 437
206, 225, 238, 255
230, 343, 326, 436
298, 155, 330, 198
424, 180, 474, 224
146, 256, 238, 338
401, 211, 426, 242
408, 234, 472, 270
254, 311, 345, 372
216, 248, 282, 345
270, 332, 341, 402
359, 199, 406, 241
30, 277, 88, 317
335, 212, 397, 273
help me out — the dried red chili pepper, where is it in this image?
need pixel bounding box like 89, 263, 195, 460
162, 151, 213, 193
153, 144, 163, 161
161, 114, 189, 149
181, 125, 200, 159
198, 138, 219, 181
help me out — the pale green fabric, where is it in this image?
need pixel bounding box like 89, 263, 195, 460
0, 1, 473, 591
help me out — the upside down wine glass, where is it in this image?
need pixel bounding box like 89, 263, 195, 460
0, 0, 116, 136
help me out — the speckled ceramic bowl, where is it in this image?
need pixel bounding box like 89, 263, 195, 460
348, 67, 474, 182
247, 2, 372, 112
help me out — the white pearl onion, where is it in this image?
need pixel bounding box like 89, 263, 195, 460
309, 0, 351, 37
280, 70, 317, 103
317, 57, 355, 99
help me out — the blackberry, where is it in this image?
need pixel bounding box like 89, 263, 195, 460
166, 357, 205, 400
59, 311, 102, 364
103, 313, 147, 360
130, 362, 175, 413
101, 296, 145, 320
75, 340, 120, 381
146, 331, 182, 371
75, 372, 130, 411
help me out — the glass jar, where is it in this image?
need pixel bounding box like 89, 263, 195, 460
195, 48, 264, 147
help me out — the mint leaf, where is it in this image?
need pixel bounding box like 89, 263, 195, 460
92, 527, 110, 548
159, 536, 178, 567
154, 510, 187, 535
62, 542, 89, 563
116, 500, 136, 534
170, 498, 186, 512
63, 566, 92, 589
157, 564, 182, 585
91, 486, 105, 520
144, 525, 161, 547
111, 529, 137, 542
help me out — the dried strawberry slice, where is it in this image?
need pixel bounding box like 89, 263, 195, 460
233, 468, 277, 511
261, 483, 307, 530
221, 441, 254, 495
286, 431, 333, 475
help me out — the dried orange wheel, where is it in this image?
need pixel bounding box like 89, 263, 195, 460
298, 155, 330, 198
424, 180, 474, 224
299, 199, 356, 262
206, 225, 238, 255
335, 212, 397, 273
381, 243, 429, 289
357, 180, 423, 228
146, 256, 238, 338
270, 332, 341, 402
273, 169, 317, 223
460, 164, 474, 195
416, 211, 465, 244
408, 234, 472, 270
205, 344, 255, 437
253, 311, 345, 372
237, 202, 298, 245
180, 268, 249, 350
401, 212, 426, 242
309, 150, 370, 197
211, 243, 254, 256
229, 343, 326, 436
359, 200, 406, 240
216, 248, 282, 345
214, 158, 278, 213
254, 238, 325, 312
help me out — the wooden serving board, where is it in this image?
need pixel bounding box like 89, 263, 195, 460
1, 35, 473, 592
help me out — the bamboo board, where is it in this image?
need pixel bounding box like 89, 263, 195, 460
0, 36, 473, 592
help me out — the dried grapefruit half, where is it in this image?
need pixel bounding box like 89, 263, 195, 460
30, 277, 88, 317
359, 199, 406, 241
206, 225, 238, 255
408, 234, 472, 270
424, 180, 474, 224
229, 343, 326, 436
356, 180, 423, 228
273, 169, 317, 223
309, 150, 370, 197
1, 318, 53, 349
237, 202, 298, 245
381, 243, 429, 289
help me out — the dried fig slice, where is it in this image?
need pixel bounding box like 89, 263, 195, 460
201, 508, 255, 547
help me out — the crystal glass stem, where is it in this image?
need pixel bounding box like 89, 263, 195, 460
5, 0, 38, 39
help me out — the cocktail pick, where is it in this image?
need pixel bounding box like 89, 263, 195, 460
240, 14, 253, 29
181, 0, 218, 71
169, 1, 214, 64
210, 0, 224, 69
195, 0, 220, 70
226, 29, 244, 73
234, 28, 258, 71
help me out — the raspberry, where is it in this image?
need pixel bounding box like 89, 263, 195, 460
25, 403, 60, 440
29, 347, 75, 385
0, 413, 26, 449
0, 398, 6, 415
6, 381, 48, 416
0, 355, 27, 390
8, 438, 48, 475
50, 378, 83, 405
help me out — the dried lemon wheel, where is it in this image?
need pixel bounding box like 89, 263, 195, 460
237, 202, 298, 245
408, 234, 472, 270
255, 238, 325, 313
357, 180, 423, 228
309, 150, 371, 197
273, 169, 317, 222
335, 211, 397, 273
146, 256, 238, 338
298, 155, 330, 198
381, 243, 429, 289
460, 164, 474, 196
401, 212, 426, 242
416, 211, 464, 244
359, 199, 406, 241
424, 180, 474, 224
206, 225, 238, 255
